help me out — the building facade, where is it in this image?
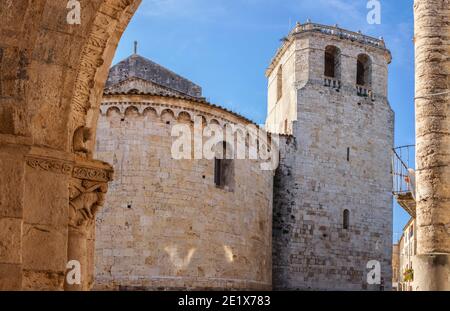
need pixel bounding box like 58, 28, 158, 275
392, 243, 400, 291
94, 22, 394, 291
269, 23, 394, 290
395, 218, 417, 291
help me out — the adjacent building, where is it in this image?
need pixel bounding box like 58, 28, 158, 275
394, 217, 417, 291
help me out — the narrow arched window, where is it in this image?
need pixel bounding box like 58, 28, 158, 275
357, 54, 372, 86
324, 45, 341, 79
277, 65, 283, 101
343, 209, 350, 229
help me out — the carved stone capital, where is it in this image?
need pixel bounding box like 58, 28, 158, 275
69, 159, 113, 230
25, 153, 114, 231
69, 179, 109, 230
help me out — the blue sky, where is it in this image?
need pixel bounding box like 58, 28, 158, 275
113, 0, 415, 241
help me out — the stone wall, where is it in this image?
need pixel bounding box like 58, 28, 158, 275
266, 42, 298, 134
94, 94, 274, 290
271, 25, 394, 290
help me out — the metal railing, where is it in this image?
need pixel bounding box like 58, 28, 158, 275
392, 145, 415, 195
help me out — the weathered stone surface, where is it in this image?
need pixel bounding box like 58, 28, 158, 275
23, 167, 69, 231
269, 23, 394, 291
0, 146, 25, 219
22, 224, 67, 272
0, 264, 22, 290
0, 217, 22, 264
21, 270, 65, 291
94, 86, 274, 290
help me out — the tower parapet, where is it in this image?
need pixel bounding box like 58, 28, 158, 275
267, 22, 390, 77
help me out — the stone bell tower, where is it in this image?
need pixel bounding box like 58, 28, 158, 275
268, 22, 395, 290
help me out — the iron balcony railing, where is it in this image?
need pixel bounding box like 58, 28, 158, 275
392, 145, 415, 195
392, 145, 416, 217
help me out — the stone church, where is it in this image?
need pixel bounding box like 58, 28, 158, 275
93, 22, 394, 291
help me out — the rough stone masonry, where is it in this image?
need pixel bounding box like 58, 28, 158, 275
268, 23, 394, 290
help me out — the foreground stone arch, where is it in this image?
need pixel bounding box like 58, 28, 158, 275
0, 0, 141, 290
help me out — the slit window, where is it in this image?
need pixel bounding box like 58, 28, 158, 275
214, 142, 235, 191
277, 65, 283, 101
343, 209, 350, 229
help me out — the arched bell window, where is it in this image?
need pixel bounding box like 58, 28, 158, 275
356, 54, 372, 86
324, 45, 341, 79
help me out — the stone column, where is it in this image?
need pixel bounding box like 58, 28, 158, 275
64, 160, 111, 291
414, 0, 450, 291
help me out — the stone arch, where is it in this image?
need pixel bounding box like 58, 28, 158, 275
124, 106, 140, 117
209, 118, 221, 126
161, 108, 176, 124
0, 0, 141, 150
177, 111, 193, 123
324, 45, 341, 79
143, 106, 158, 118
106, 106, 122, 117
0, 0, 141, 291
356, 53, 372, 86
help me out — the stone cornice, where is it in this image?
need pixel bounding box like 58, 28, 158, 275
266, 22, 392, 77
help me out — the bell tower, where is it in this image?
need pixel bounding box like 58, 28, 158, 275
269, 22, 395, 290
